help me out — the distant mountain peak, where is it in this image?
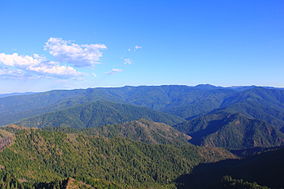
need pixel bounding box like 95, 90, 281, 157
194, 84, 219, 89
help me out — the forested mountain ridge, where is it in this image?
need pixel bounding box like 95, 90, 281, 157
174, 111, 284, 149
0, 125, 234, 188
0, 85, 283, 188
171, 87, 284, 150
16, 101, 184, 128
218, 87, 284, 129
1, 85, 284, 151
80, 119, 192, 144
1, 85, 284, 132
0, 85, 235, 125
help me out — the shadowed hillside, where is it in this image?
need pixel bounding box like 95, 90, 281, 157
175, 147, 284, 189
174, 111, 284, 149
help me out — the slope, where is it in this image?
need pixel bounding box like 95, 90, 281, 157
82, 119, 192, 144
0, 85, 235, 125
17, 101, 184, 128
0, 126, 234, 188
2, 85, 284, 128
175, 147, 284, 189
219, 87, 284, 129
174, 111, 284, 150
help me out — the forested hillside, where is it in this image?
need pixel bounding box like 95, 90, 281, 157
174, 111, 284, 149
219, 87, 284, 129
81, 119, 192, 144
0, 85, 284, 188
0, 126, 234, 188
0, 85, 234, 125
175, 147, 284, 189
17, 101, 184, 128
1, 86, 284, 138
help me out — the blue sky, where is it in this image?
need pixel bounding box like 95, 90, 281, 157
0, 0, 283, 93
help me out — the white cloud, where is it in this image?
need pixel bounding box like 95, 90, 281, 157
123, 58, 132, 65
29, 64, 80, 76
0, 37, 109, 79
134, 45, 142, 50
106, 68, 123, 75
0, 53, 80, 78
0, 53, 41, 67
45, 37, 107, 67
127, 45, 142, 52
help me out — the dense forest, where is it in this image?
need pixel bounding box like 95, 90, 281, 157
0, 85, 284, 188
0, 125, 234, 188
17, 101, 184, 128
175, 147, 284, 189
174, 111, 284, 149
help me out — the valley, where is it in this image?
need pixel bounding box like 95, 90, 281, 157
1, 0, 283, 188
0, 85, 283, 188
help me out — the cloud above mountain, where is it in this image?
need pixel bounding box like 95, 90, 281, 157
0, 38, 140, 80
0, 53, 80, 78
45, 38, 107, 67
0, 38, 108, 79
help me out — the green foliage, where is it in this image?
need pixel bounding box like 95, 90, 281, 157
217, 176, 270, 189
17, 101, 184, 128
175, 111, 284, 149
0, 171, 34, 189
81, 119, 191, 144
0, 129, 232, 188
0, 85, 235, 125
1, 86, 284, 139
0, 85, 284, 189
175, 147, 284, 189
220, 87, 284, 129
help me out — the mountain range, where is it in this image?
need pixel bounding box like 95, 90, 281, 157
1, 85, 283, 149
0, 85, 234, 125
17, 101, 184, 128
174, 111, 284, 149
0, 84, 284, 188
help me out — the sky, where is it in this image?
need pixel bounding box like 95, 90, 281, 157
0, 0, 283, 93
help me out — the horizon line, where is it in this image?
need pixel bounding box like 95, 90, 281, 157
1, 84, 283, 95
